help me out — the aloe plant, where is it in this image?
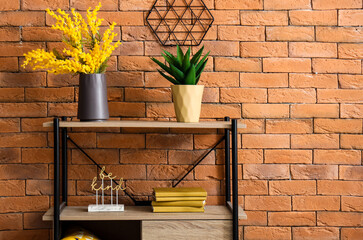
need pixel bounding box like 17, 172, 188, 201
151, 45, 209, 85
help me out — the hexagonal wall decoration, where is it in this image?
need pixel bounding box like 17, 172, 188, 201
146, 0, 214, 46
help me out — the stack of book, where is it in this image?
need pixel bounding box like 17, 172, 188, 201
152, 187, 207, 213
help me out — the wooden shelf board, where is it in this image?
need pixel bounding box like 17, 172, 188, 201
43, 120, 246, 129
43, 205, 247, 221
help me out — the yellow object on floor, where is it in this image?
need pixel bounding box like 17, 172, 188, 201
61, 228, 99, 240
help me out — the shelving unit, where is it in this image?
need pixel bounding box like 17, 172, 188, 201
43, 118, 246, 240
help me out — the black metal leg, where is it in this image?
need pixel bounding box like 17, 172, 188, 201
61, 117, 68, 204
224, 117, 230, 204
231, 119, 238, 240
53, 118, 60, 240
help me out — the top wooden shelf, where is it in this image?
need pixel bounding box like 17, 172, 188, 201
43, 120, 246, 129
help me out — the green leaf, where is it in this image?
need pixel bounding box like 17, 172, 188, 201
182, 47, 191, 71
196, 51, 210, 73
161, 53, 177, 67
151, 57, 173, 76
157, 69, 180, 85
163, 50, 179, 66
176, 45, 184, 66
170, 64, 185, 82
195, 59, 207, 84
190, 46, 204, 65
184, 64, 196, 85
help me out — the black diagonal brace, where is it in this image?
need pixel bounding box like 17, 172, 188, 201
67, 136, 137, 204
173, 135, 225, 187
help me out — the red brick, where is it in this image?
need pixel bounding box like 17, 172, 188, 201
0, 148, 20, 163
23, 212, 51, 229
239, 211, 267, 226
291, 104, 339, 118
265, 150, 312, 164
106, 72, 144, 87
291, 165, 338, 179
341, 104, 363, 118
292, 134, 339, 149
316, 27, 363, 42
341, 228, 363, 240
241, 42, 288, 57
0, 27, 20, 41
241, 11, 288, 26
245, 196, 291, 211
121, 26, 155, 41
290, 10, 337, 25
339, 74, 363, 88
0, 0, 19, 11
217, 149, 263, 164
215, 0, 263, 10
314, 59, 361, 74
200, 41, 239, 56
26, 180, 53, 195
146, 134, 193, 150
0, 133, 47, 147
318, 212, 363, 227
245, 226, 291, 240
109, 102, 145, 117
290, 42, 337, 58
221, 88, 267, 103
341, 134, 363, 149
0, 88, 22, 102
215, 57, 261, 72
293, 227, 339, 240
342, 197, 363, 211
0, 214, 22, 230
293, 196, 340, 210
120, 149, 167, 164
238, 180, 268, 195
290, 74, 338, 88
340, 10, 363, 26
315, 119, 362, 133
127, 180, 171, 196
194, 134, 226, 150
0, 12, 45, 26
71, 0, 118, 10
97, 133, 145, 149
202, 88, 219, 103
243, 104, 289, 118
270, 180, 316, 195
48, 103, 77, 117
243, 134, 290, 148
178, 180, 222, 196
0, 72, 46, 87
269, 212, 316, 226
201, 104, 242, 118
22, 0, 68, 10
0, 196, 49, 213
0, 230, 50, 240
267, 27, 314, 41
339, 44, 363, 59
0, 180, 25, 196
265, 0, 311, 9
119, 56, 162, 71
268, 89, 316, 103
98, 12, 144, 26
72, 149, 119, 165
125, 88, 171, 102
313, 0, 362, 9
340, 166, 363, 180
0, 119, 20, 133
146, 103, 174, 118
263, 58, 311, 73
104, 165, 146, 180
25, 87, 74, 102
218, 26, 264, 41
243, 164, 290, 179
239, 119, 265, 134
169, 150, 215, 165
318, 180, 363, 196
195, 165, 225, 180
0, 57, 18, 72
22, 149, 52, 164
314, 150, 361, 165
267, 119, 313, 134
118, 41, 143, 56
0, 164, 48, 180
240, 73, 288, 88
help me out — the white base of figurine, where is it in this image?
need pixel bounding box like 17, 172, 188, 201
88, 204, 124, 212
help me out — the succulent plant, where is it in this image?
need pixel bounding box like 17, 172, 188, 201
151, 45, 209, 85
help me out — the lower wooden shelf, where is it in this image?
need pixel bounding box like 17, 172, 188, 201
43, 205, 247, 221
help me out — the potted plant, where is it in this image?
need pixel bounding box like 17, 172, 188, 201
151, 46, 209, 122
22, 3, 120, 121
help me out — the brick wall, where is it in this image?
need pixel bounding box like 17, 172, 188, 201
0, 0, 362, 239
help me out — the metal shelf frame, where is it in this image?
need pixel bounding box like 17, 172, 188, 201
48, 117, 243, 240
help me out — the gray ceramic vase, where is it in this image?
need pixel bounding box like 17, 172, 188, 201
77, 73, 109, 121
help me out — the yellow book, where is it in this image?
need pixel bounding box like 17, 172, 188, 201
153, 187, 207, 197
152, 200, 206, 207
152, 206, 205, 213
155, 196, 206, 202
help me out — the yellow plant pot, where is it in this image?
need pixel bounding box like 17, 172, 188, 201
171, 85, 204, 123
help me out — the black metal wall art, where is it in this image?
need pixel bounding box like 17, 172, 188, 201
146, 0, 214, 46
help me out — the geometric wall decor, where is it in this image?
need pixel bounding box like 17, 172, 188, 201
146, 0, 214, 46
